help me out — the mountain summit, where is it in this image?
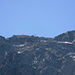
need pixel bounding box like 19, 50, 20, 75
0, 31, 75, 75
55, 30, 75, 42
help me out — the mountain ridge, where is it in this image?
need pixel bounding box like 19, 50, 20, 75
0, 30, 75, 75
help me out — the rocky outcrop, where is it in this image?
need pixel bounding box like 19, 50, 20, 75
55, 30, 75, 42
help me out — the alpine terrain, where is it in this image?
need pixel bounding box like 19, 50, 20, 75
0, 31, 75, 75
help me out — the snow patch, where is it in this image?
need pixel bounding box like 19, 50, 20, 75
13, 44, 25, 47
57, 41, 72, 44
17, 51, 21, 54
68, 52, 75, 61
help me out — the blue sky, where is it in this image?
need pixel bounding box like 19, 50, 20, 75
0, 0, 75, 38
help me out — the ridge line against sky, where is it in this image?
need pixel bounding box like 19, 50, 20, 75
0, 0, 75, 38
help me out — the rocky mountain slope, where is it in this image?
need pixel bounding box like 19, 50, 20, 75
0, 31, 75, 75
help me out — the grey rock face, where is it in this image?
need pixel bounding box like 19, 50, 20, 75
0, 31, 75, 75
